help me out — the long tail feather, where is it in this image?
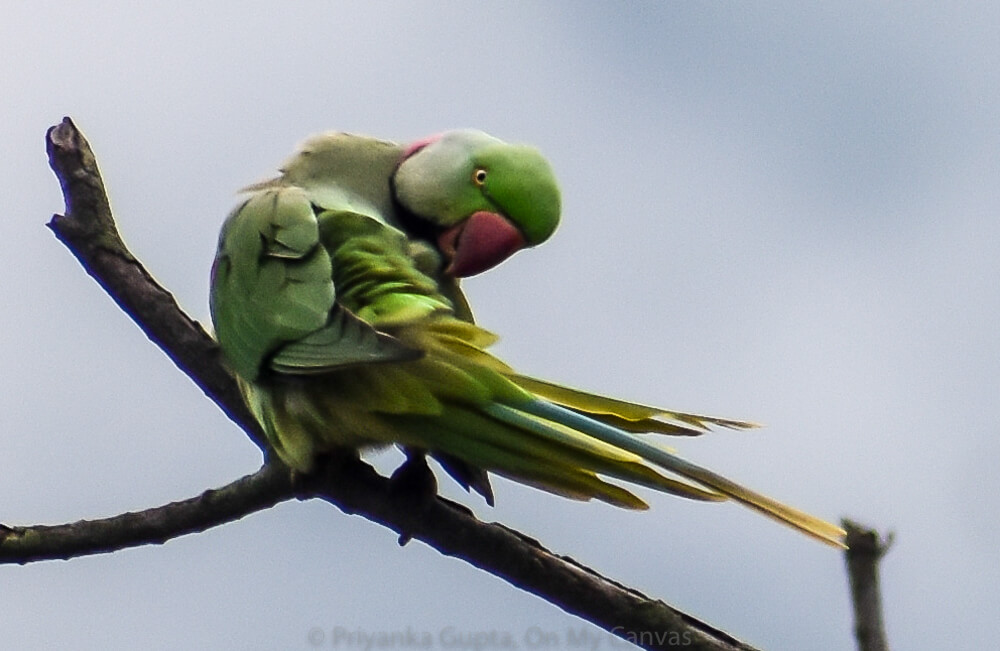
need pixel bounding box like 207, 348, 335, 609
482, 403, 724, 502
507, 374, 759, 435
514, 399, 846, 548
390, 407, 654, 508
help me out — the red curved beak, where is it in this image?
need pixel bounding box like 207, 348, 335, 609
438, 211, 527, 277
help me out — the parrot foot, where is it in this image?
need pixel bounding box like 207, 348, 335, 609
389, 448, 440, 545
389, 448, 439, 502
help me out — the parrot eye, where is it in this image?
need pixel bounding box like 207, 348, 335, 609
472, 168, 488, 186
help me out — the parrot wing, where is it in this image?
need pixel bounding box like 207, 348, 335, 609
210, 185, 419, 383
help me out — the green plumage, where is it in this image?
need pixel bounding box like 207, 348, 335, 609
211, 131, 845, 548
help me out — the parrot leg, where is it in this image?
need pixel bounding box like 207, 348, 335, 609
389, 447, 439, 502
389, 448, 441, 546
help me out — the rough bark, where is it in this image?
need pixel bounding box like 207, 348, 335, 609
0, 464, 291, 563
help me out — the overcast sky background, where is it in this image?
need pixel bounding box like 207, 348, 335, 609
3, 3, 998, 650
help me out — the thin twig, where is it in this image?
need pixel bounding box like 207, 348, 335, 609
0, 464, 292, 563
843, 519, 893, 651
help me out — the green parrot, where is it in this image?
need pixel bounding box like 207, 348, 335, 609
210, 130, 845, 548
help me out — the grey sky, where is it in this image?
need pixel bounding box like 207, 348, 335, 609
3, 3, 998, 649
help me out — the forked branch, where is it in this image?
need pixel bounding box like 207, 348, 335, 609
1, 118, 767, 651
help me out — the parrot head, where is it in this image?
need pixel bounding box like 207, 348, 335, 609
393, 130, 561, 277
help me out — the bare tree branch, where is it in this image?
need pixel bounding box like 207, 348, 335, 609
4, 116, 771, 651
843, 519, 893, 651
0, 463, 292, 563
45, 117, 269, 453
300, 457, 761, 651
